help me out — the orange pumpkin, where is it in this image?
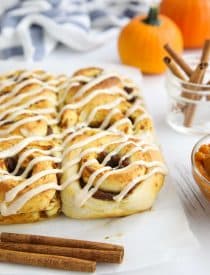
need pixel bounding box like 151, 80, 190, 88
118, 7, 183, 74
160, 0, 210, 49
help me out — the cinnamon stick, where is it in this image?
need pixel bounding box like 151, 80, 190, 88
0, 241, 123, 264
163, 56, 190, 111
0, 232, 123, 252
200, 39, 210, 63
163, 56, 187, 81
183, 62, 208, 127
164, 44, 193, 77
0, 248, 96, 273
164, 40, 210, 127
183, 39, 210, 126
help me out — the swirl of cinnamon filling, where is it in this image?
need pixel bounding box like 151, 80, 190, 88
61, 128, 167, 219
59, 67, 153, 137
0, 136, 62, 223
0, 70, 67, 138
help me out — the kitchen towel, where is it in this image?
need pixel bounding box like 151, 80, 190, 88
0, 0, 148, 61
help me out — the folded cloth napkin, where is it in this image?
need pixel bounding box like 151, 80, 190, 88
0, 0, 148, 61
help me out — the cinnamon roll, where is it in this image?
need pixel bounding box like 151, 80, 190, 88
59, 67, 153, 137
0, 70, 67, 138
0, 136, 61, 224
61, 128, 167, 219
0, 70, 65, 224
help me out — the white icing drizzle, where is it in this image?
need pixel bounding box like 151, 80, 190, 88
58, 71, 149, 134
17, 71, 42, 81
126, 99, 145, 117
72, 72, 120, 99
0, 108, 56, 124
17, 156, 61, 178
75, 166, 111, 206
86, 98, 124, 126
62, 135, 129, 172
0, 78, 16, 90
134, 113, 151, 127
0, 135, 22, 142
63, 130, 117, 158
114, 166, 167, 202
61, 159, 98, 189
0, 79, 56, 105
0, 115, 57, 136
0, 169, 14, 175
0, 134, 60, 158
101, 140, 156, 167
78, 161, 166, 206
59, 75, 91, 91
0, 95, 57, 121
108, 118, 132, 132
5, 168, 62, 203
0, 173, 21, 181
118, 144, 158, 166
0, 70, 59, 91
0, 86, 55, 110
62, 148, 99, 171
0, 182, 60, 216
63, 136, 127, 170
12, 147, 62, 176
62, 133, 157, 173
0, 78, 43, 100
101, 142, 130, 166
100, 109, 120, 130
58, 75, 92, 104
122, 78, 136, 88
62, 127, 90, 148
59, 88, 128, 117
59, 82, 80, 104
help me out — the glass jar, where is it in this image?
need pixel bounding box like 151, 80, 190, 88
165, 58, 210, 135
191, 135, 210, 200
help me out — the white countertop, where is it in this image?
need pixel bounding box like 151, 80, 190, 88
4, 40, 210, 275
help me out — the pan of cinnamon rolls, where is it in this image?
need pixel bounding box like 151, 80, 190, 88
0, 67, 167, 224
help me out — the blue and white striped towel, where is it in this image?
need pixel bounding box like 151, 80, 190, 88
0, 0, 148, 61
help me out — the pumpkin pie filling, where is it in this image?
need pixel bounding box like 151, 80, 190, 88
193, 144, 210, 199
194, 144, 210, 181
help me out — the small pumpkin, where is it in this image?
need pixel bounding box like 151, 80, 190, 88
118, 6, 183, 74
160, 0, 210, 49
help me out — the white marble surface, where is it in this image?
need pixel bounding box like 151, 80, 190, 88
2, 39, 210, 275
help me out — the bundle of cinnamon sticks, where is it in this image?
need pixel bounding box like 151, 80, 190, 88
0, 232, 124, 273
163, 40, 210, 127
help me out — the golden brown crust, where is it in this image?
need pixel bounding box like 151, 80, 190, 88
61, 128, 165, 219
0, 194, 60, 224
0, 138, 61, 224
0, 72, 59, 137
0, 70, 64, 224
59, 67, 153, 135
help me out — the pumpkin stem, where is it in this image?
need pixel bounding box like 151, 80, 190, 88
142, 6, 160, 26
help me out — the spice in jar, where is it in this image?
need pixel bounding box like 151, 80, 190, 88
195, 144, 210, 181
